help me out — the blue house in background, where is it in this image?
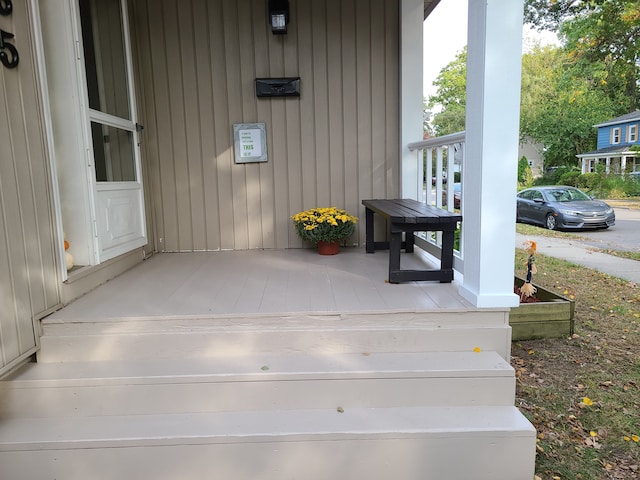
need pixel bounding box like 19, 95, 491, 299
577, 110, 640, 176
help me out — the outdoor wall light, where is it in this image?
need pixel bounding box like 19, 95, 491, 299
268, 0, 289, 34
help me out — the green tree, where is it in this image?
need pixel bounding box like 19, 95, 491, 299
521, 46, 620, 166
525, 0, 639, 110
426, 48, 467, 136
561, 1, 639, 110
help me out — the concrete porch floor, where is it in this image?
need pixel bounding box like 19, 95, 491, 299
48, 247, 474, 323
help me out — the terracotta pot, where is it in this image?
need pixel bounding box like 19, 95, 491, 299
317, 241, 339, 255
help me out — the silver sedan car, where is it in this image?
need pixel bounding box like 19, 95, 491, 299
516, 186, 615, 231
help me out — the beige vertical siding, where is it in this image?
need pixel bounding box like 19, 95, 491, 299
0, 1, 60, 374
132, 0, 399, 251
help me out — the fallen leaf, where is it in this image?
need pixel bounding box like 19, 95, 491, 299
580, 397, 594, 407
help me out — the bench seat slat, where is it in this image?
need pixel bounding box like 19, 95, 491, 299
362, 199, 461, 224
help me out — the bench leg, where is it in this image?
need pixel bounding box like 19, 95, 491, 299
388, 231, 402, 283
405, 232, 414, 253
365, 207, 375, 253
440, 229, 455, 282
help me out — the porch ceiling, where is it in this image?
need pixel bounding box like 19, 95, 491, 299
424, 0, 442, 18
48, 248, 473, 322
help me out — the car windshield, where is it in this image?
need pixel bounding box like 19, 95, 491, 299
546, 188, 591, 202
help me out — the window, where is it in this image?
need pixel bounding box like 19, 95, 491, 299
612, 127, 621, 144
628, 125, 638, 143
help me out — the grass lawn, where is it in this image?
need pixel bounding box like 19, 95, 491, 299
513, 249, 640, 479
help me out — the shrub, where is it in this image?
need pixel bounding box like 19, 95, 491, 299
558, 171, 581, 187
518, 156, 534, 187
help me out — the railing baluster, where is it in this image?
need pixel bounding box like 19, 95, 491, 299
408, 131, 465, 271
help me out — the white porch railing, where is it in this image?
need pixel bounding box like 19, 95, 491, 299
407, 131, 465, 274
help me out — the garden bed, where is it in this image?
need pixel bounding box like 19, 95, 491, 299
510, 276, 575, 341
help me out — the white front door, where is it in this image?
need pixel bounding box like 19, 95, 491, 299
79, 0, 146, 262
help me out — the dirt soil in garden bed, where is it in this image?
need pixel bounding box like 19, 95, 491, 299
513, 249, 640, 480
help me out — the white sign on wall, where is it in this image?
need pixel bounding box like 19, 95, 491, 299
233, 123, 268, 163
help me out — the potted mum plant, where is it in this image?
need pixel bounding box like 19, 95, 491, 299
291, 207, 358, 255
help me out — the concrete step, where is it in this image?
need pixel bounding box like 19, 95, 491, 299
0, 405, 536, 480
0, 351, 515, 417
37, 311, 512, 362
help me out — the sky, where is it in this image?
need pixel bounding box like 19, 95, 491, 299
423, 0, 560, 99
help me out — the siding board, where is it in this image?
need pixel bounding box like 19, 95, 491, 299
163, 0, 192, 251
296, 0, 316, 246
371, 0, 386, 200
192, 0, 219, 250
147, 1, 178, 251
340, 0, 358, 213
252, 0, 276, 248
356, 0, 373, 219
178, 0, 207, 251
131, 0, 399, 251
326, 0, 344, 210
311, 0, 330, 208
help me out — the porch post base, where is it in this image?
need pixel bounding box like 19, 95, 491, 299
458, 285, 520, 309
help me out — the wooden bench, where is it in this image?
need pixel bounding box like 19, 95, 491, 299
361, 199, 462, 283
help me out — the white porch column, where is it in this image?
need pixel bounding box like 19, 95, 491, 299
400, 0, 424, 199
459, 0, 523, 308
606, 157, 611, 173
622, 156, 627, 173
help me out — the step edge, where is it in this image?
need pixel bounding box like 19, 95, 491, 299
3, 352, 514, 387
0, 406, 535, 452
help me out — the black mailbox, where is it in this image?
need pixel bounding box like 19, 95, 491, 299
255, 77, 300, 97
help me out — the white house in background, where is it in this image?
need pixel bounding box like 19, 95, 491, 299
519, 136, 545, 177
0, 1, 535, 478
577, 110, 640, 175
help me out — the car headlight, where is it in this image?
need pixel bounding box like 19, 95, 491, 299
605, 207, 613, 215
558, 209, 580, 216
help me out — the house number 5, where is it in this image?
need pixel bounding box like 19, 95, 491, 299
0, 29, 18, 68
0, 0, 18, 69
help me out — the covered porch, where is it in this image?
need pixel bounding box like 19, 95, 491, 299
0, 0, 536, 477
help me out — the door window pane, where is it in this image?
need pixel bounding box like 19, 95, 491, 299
79, 0, 131, 119
91, 122, 136, 182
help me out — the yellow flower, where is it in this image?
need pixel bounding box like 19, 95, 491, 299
292, 206, 358, 243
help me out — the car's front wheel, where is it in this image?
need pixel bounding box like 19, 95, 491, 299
546, 213, 558, 230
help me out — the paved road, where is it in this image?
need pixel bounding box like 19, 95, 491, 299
568, 206, 640, 252
515, 202, 640, 284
